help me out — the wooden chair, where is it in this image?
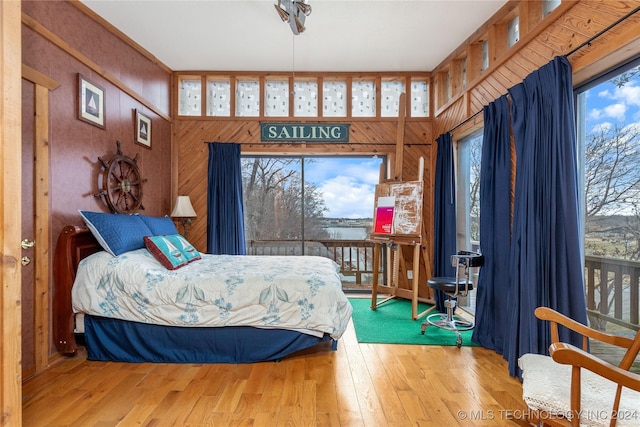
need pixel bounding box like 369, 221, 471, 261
517, 307, 640, 427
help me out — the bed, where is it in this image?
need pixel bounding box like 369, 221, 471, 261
53, 214, 352, 364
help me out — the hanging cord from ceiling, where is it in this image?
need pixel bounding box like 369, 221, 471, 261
292, 33, 296, 95
445, 4, 640, 135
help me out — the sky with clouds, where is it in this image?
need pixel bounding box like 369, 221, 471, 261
304, 156, 383, 219
584, 65, 640, 133
580, 64, 640, 218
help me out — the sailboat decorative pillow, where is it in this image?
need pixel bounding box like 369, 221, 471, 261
144, 234, 201, 270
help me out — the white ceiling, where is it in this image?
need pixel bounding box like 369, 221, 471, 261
80, 0, 508, 73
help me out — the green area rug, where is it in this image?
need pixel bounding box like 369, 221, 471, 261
349, 297, 477, 346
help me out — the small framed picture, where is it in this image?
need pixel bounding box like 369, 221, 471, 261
78, 74, 105, 129
135, 109, 152, 148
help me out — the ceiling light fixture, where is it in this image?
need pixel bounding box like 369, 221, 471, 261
274, 0, 311, 35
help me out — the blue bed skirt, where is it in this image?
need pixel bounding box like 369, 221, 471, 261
83, 315, 337, 364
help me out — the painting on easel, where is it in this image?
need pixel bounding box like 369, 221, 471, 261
372, 180, 423, 237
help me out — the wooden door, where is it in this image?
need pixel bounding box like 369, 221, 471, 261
21, 79, 37, 376
21, 66, 58, 377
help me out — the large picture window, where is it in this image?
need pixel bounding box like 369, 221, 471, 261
576, 57, 640, 332
456, 130, 482, 252
241, 155, 385, 291
455, 129, 483, 313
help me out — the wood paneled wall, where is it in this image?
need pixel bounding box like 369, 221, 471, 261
432, 1, 640, 139
175, 0, 640, 286
174, 119, 433, 252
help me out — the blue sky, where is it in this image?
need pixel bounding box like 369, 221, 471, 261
583, 66, 640, 133
303, 157, 383, 219
580, 65, 640, 216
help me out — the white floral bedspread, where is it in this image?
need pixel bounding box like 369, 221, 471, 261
72, 249, 353, 339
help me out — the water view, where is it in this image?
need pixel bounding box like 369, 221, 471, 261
325, 226, 367, 240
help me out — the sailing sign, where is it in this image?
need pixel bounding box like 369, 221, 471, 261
260, 123, 350, 143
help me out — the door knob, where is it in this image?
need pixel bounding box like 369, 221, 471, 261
21, 239, 35, 250
21, 256, 31, 266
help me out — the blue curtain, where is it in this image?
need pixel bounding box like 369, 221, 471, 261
207, 143, 246, 255
505, 56, 587, 376
433, 133, 457, 312
471, 95, 512, 353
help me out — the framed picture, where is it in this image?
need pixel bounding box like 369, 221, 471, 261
78, 74, 105, 129
135, 109, 152, 148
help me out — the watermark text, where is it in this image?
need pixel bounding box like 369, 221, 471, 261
455, 409, 639, 422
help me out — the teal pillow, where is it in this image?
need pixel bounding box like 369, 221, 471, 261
79, 210, 152, 256
144, 234, 201, 270
166, 234, 201, 263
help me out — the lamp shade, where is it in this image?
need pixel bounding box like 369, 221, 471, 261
170, 196, 197, 218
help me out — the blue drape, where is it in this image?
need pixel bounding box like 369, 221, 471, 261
207, 143, 246, 255
433, 133, 457, 312
505, 56, 587, 376
471, 95, 512, 353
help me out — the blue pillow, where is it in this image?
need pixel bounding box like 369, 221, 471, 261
137, 214, 179, 235
79, 211, 153, 256
144, 234, 200, 270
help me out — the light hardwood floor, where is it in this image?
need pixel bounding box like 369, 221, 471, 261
23, 318, 526, 426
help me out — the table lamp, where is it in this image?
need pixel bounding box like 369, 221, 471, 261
170, 195, 197, 238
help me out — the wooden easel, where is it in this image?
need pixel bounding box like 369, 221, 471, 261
369, 157, 435, 320
369, 94, 434, 319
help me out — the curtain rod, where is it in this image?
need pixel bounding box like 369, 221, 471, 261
564, 4, 640, 58
448, 108, 483, 134
445, 4, 640, 136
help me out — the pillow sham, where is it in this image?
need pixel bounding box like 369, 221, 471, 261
136, 214, 179, 235
144, 234, 201, 270
168, 234, 201, 263
79, 210, 152, 256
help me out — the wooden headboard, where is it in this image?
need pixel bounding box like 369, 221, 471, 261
52, 225, 102, 355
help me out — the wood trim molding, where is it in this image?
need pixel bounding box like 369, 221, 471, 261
33, 83, 51, 373
21, 12, 171, 122
2, 0, 24, 424
22, 64, 60, 90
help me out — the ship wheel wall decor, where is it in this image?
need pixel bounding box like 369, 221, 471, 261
94, 141, 147, 213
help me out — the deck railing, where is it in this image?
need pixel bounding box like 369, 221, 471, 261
247, 239, 382, 289
584, 255, 640, 331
